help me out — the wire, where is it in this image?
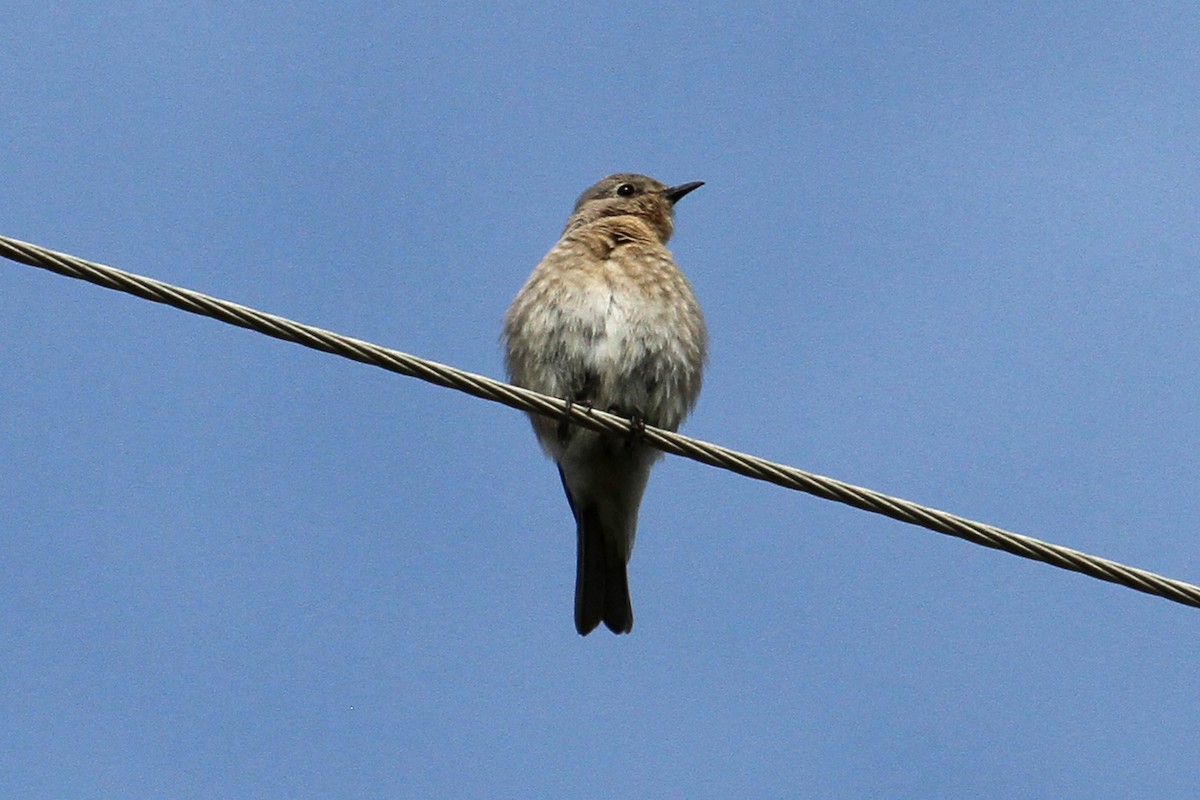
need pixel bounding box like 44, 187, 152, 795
4, 232, 1199, 609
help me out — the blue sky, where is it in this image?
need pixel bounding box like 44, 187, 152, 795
4, 3, 1200, 797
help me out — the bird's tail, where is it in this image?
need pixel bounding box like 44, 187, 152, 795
574, 503, 633, 635
558, 465, 633, 635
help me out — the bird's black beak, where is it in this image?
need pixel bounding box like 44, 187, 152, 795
664, 181, 704, 204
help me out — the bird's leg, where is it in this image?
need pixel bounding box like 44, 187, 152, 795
631, 414, 646, 437
558, 375, 598, 446
558, 397, 596, 446
627, 414, 646, 450
607, 404, 647, 450
557, 398, 574, 447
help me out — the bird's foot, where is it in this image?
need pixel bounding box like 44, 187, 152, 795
557, 398, 574, 446
558, 397, 595, 446
608, 404, 647, 450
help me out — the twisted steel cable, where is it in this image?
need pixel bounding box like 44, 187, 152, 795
4, 232, 1198, 609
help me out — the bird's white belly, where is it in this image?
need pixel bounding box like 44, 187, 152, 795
572, 287, 661, 372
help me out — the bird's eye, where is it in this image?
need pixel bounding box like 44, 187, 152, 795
616, 183, 636, 197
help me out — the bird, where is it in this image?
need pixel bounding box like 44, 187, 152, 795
502, 173, 707, 635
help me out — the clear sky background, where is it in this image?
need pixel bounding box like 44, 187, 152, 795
4, 4, 1200, 798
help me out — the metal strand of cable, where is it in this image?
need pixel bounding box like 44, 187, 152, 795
4, 233, 1197, 609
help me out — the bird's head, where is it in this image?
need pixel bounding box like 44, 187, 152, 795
565, 173, 703, 243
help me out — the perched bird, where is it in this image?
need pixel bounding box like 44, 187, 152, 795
502, 173, 707, 635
